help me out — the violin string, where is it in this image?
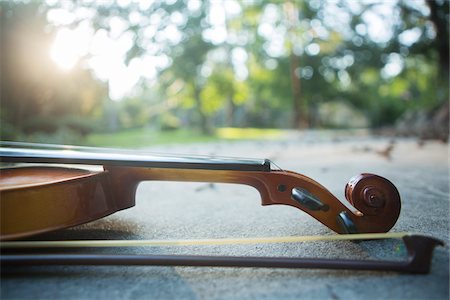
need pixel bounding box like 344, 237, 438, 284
0, 232, 409, 249
0, 141, 268, 165
0, 141, 274, 170
268, 159, 284, 171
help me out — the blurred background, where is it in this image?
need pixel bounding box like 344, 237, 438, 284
1, 0, 448, 147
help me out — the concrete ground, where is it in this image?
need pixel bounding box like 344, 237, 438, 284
1, 130, 449, 299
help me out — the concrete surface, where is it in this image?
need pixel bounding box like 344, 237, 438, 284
1, 130, 449, 299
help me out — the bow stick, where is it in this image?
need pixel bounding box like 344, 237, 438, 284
1, 233, 443, 274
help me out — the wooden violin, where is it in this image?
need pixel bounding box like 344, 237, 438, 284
0, 142, 401, 241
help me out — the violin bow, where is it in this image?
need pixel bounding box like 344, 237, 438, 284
1, 232, 443, 274
3, 142, 437, 273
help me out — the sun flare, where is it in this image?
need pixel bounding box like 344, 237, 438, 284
50, 27, 89, 71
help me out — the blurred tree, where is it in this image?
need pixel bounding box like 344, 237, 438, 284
284, 1, 307, 128
2, 0, 447, 140
0, 2, 107, 142
340, 0, 448, 129
162, 29, 214, 134
243, 1, 347, 128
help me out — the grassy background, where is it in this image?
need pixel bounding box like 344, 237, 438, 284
83, 127, 285, 148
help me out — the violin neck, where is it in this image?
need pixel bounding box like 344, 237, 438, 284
0, 146, 271, 172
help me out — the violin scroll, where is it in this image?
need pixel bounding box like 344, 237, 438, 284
344, 173, 401, 232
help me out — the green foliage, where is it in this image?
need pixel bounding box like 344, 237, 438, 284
20, 128, 86, 145
1, 0, 448, 143
117, 97, 152, 129
159, 113, 181, 131
22, 115, 97, 136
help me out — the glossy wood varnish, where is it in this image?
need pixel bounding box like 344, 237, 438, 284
105, 166, 400, 234
0, 167, 132, 240
0, 165, 401, 240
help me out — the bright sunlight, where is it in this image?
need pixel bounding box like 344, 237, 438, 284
50, 27, 90, 71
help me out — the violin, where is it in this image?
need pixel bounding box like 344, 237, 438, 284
0, 142, 401, 241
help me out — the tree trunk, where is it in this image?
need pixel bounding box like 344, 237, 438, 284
226, 95, 235, 127
289, 53, 307, 129
105, 99, 118, 132
284, 2, 308, 129
193, 85, 211, 135
426, 0, 449, 77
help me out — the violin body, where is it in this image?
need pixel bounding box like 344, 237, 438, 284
0, 167, 121, 240
0, 143, 401, 240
